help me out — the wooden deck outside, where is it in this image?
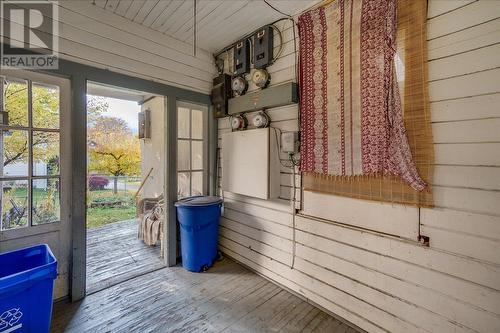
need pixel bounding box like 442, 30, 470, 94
86, 219, 164, 294
52, 219, 359, 332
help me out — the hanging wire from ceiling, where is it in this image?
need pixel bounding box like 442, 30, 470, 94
261, 1, 298, 98
193, 0, 197, 57
263, 0, 292, 18
263, 0, 301, 270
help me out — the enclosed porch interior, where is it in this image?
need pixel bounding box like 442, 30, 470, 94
0, 0, 499, 333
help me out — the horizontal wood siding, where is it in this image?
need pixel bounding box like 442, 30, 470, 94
217, 2, 500, 332
0, 1, 215, 93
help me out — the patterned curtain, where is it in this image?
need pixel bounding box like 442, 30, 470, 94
299, 0, 433, 206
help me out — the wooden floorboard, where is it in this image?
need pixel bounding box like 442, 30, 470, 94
52, 219, 358, 332
85, 219, 164, 294
53, 257, 358, 332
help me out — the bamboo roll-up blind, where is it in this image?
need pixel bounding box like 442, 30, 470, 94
303, 0, 433, 207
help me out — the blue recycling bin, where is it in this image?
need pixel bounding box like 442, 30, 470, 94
175, 196, 223, 272
0, 244, 58, 333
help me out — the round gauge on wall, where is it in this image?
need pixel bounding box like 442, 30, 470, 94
231, 76, 248, 96
252, 111, 270, 128
251, 69, 270, 89
230, 114, 248, 131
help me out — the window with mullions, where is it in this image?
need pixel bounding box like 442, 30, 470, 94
0, 77, 61, 230
177, 103, 206, 199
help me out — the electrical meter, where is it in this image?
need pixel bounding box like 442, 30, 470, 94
252, 111, 270, 128
231, 76, 248, 96
252, 69, 270, 89
230, 114, 248, 131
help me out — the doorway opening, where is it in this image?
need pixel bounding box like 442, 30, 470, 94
85, 82, 165, 294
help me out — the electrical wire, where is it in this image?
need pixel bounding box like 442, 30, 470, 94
193, 0, 197, 57
290, 153, 297, 269
271, 127, 294, 169
263, 0, 292, 18
263, 0, 303, 218
273, 126, 299, 271
248, 37, 254, 65
263, 0, 301, 269
271, 24, 284, 63
214, 17, 290, 58
228, 114, 235, 132
216, 145, 224, 201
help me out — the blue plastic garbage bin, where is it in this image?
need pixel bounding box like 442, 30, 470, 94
175, 196, 223, 272
0, 244, 57, 333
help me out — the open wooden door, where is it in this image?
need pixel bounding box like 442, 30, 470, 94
0, 69, 71, 300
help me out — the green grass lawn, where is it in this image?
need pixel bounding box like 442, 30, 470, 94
2, 187, 138, 229
86, 205, 136, 229
86, 189, 136, 229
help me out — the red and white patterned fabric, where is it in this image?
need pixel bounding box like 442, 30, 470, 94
298, 0, 426, 191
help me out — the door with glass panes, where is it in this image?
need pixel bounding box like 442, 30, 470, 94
177, 102, 208, 198
0, 69, 71, 299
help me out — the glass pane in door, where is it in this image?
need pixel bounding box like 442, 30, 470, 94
178, 172, 190, 198
191, 109, 203, 140
177, 107, 190, 139
32, 82, 60, 129
191, 141, 203, 170
32, 178, 60, 225
4, 78, 28, 127
1, 179, 29, 230
177, 140, 190, 170
191, 171, 203, 196
33, 131, 60, 176
2, 130, 29, 177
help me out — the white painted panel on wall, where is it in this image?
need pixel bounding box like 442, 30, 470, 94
222, 128, 279, 199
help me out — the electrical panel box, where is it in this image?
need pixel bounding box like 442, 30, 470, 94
138, 109, 151, 139
253, 25, 274, 69
281, 132, 299, 154
221, 127, 280, 200
211, 74, 232, 118
233, 39, 250, 76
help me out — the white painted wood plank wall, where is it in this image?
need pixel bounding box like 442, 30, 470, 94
0, 1, 215, 93
217, 2, 500, 332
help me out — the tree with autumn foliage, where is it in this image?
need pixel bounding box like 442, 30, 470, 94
2, 80, 61, 169
87, 116, 140, 193
2, 84, 107, 169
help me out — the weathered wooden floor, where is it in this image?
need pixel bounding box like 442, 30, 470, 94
52, 257, 358, 333
86, 219, 164, 294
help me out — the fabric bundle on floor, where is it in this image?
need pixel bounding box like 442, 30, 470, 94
298, 0, 426, 192
138, 202, 164, 246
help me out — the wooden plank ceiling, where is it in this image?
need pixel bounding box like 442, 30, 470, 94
91, 0, 319, 52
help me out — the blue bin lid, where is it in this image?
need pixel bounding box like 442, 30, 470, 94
175, 196, 223, 207
0, 244, 58, 296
